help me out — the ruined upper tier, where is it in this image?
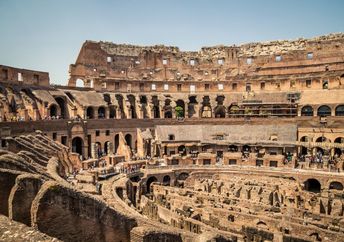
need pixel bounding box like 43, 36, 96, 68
69, 33, 344, 91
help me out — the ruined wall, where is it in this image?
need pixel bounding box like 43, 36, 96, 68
31, 181, 137, 242
8, 174, 44, 226
0, 65, 50, 87
69, 34, 344, 93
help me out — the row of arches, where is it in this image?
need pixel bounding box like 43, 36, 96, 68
47, 97, 68, 118
304, 178, 343, 193
299, 136, 343, 156
71, 133, 135, 158
301, 105, 344, 117
86, 106, 106, 119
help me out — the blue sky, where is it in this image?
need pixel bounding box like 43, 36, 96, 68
0, 0, 343, 85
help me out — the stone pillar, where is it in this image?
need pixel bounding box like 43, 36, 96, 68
331, 106, 336, 117
193, 104, 199, 118
83, 107, 87, 119
313, 106, 318, 117
185, 102, 189, 118
91, 143, 97, 158
108, 142, 114, 155
23, 109, 29, 121
159, 105, 164, 119
34, 109, 40, 120
115, 107, 120, 119
105, 107, 109, 119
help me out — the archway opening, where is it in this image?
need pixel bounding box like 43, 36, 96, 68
72, 137, 83, 157
329, 181, 343, 190
228, 104, 241, 118
163, 175, 171, 186
175, 100, 185, 118
55, 97, 66, 118
164, 99, 173, 118
334, 137, 343, 157
214, 105, 226, 118
178, 145, 186, 156
335, 105, 344, 116
304, 178, 321, 193
86, 107, 94, 119
114, 134, 119, 154
75, 78, 84, 87
49, 104, 58, 117
98, 106, 105, 119
300, 136, 309, 155
228, 145, 238, 152
146, 176, 158, 194
317, 105, 331, 117
125, 134, 132, 149
301, 106, 313, 116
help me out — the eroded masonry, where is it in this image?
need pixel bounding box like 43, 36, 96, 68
0, 33, 344, 242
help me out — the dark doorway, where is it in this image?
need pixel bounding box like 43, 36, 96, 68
72, 137, 83, 156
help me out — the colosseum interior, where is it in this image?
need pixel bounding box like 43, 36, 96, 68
0, 33, 344, 242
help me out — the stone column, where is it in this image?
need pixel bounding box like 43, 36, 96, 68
108, 142, 114, 155
115, 107, 120, 119
91, 143, 97, 158
105, 107, 109, 119
313, 106, 318, 117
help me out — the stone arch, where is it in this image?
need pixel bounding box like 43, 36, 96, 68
188, 96, 197, 118
317, 105, 331, 117
8, 174, 43, 226
152, 96, 160, 119
329, 181, 343, 190
301, 105, 314, 116
49, 104, 58, 117
163, 175, 171, 186
335, 105, 344, 116
175, 99, 185, 118
299, 136, 309, 155
55, 97, 67, 118
86, 106, 95, 119
127, 95, 137, 119
334, 137, 343, 156
304, 178, 321, 193
146, 176, 158, 193
0, 169, 20, 216
316, 136, 329, 143
214, 105, 226, 118
164, 99, 173, 118
201, 96, 211, 118
125, 134, 132, 149
242, 145, 251, 152
315, 147, 324, 155
75, 78, 84, 87
178, 145, 186, 156
103, 93, 111, 104
228, 145, 238, 152
109, 106, 116, 118
177, 172, 189, 180
72, 137, 83, 156
228, 104, 242, 118
98, 106, 106, 119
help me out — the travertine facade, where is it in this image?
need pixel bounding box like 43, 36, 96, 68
0, 33, 344, 241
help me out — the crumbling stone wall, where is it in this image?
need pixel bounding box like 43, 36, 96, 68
8, 174, 44, 226
31, 181, 137, 242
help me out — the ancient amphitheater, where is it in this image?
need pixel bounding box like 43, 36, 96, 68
0, 33, 344, 242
